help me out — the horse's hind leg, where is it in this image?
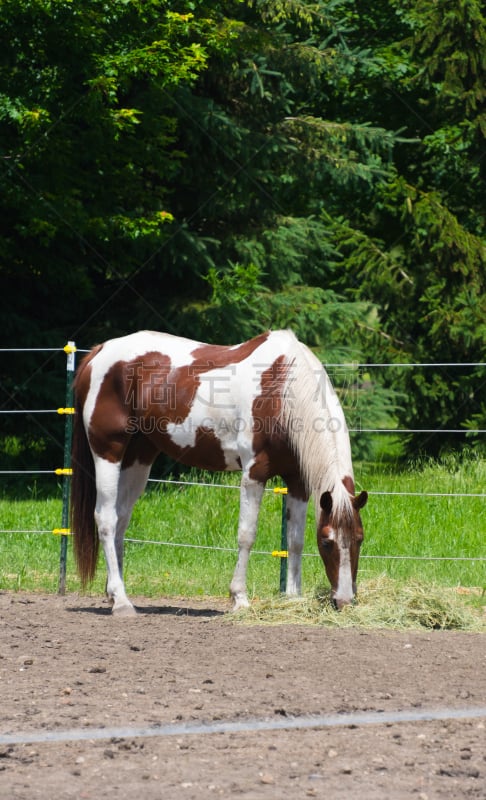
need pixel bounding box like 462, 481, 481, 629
230, 474, 265, 611
114, 460, 152, 581
94, 456, 136, 617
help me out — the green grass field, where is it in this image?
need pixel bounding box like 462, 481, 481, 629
0, 454, 485, 611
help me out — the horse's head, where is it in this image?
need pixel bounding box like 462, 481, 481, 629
316, 487, 368, 609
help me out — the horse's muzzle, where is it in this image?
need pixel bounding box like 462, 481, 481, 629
331, 594, 356, 611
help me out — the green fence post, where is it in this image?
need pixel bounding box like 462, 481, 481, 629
58, 341, 76, 595
280, 491, 288, 593
273, 487, 288, 593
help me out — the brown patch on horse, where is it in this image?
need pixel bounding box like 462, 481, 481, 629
127, 352, 193, 427
190, 331, 269, 366
87, 357, 144, 463
182, 426, 228, 470
316, 492, 340, 591
342, 475, 355, 495
121, 433, 159, 470
248, 355, 306, 498
342, 476, 368, 512
87, 351, 193, 465
122, 425, 228, 471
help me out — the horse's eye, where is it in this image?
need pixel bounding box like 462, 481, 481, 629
320, 538, 333, 549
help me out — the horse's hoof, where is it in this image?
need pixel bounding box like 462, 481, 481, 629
112, 603, 137, 617
231, 596, 250, 612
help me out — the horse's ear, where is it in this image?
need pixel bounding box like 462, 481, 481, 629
320, 491, 333, 515
353, 491, 368, 510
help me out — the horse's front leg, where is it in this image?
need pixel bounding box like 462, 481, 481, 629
94, 458, 136, 617
285, 493, 308, 597
230, 475, 265, 611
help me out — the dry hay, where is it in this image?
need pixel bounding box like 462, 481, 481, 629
232, 576, 486, 631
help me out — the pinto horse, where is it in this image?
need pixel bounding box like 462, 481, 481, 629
71, 329, 367, 615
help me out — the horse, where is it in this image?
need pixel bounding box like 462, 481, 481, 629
70, 329, 367, 616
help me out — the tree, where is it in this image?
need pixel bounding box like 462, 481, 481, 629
320, 0, 486, 451
0, 0, 223, 466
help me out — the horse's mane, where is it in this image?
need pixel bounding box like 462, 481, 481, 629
279, 332, 354, 518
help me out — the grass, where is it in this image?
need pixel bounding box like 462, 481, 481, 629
0, 455, 485, 630
357, 453, 486, 587
231, 577, 486, 632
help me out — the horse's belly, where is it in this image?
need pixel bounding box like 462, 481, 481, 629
164, 414, 249, 472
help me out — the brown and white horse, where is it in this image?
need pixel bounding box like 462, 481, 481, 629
71, 329, 367, 615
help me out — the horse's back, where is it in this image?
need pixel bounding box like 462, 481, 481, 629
81, 329, 302, 398
74, 329, 304, 473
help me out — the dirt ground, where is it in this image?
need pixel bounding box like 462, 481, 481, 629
0, 591, 485, 800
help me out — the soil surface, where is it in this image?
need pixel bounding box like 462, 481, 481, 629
0, 591, 485, 800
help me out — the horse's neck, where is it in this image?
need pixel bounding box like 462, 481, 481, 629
281, 340, 353, 497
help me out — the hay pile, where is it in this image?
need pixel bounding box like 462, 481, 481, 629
232, 577, 486, 631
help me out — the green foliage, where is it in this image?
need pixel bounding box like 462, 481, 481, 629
0, 0, 222, 463
405, 0, 486, 118
327, 175, 486, 451
0, 1, 219, 319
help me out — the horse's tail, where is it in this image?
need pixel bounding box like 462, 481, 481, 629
70, 351, 100, 586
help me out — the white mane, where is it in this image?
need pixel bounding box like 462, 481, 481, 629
279, 332, 354, 517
